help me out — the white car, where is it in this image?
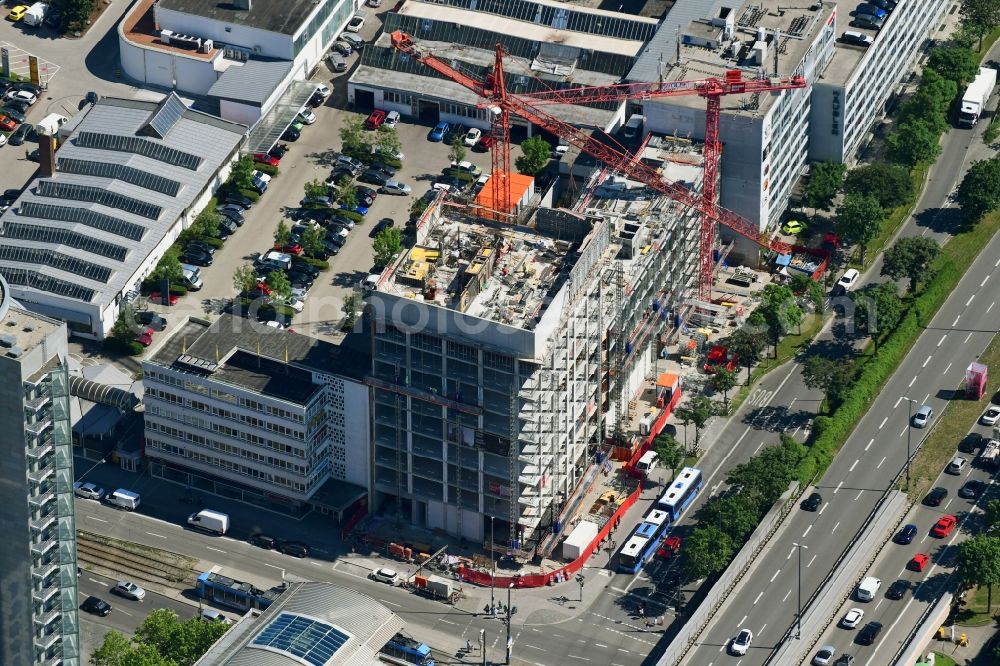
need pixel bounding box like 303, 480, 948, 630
463, 128, 482, 147
314, 83, 330, 98
287, 297, 304, 313
200, 608, 232, 624
452, 160, 482, 177
113, 581, 146, 601
73, 482, 105, 501
297, 108, 317, 125
946, 456, 967, 475
730, 628, 752, 655
252, 170, 272, 184
840, 607, 864, 629
366, 0, 381, 6
836, 268, 860, 292
370, 567, 399, 585
0, 133, 7, 148
982, 406, 1000, 426
5, 90, 36, 105
346, 15, 365, 32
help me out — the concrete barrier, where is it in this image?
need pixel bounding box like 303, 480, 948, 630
893, 593, 953, 666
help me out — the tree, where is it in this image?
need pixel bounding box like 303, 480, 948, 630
448, 134, 466, 165
373, 226, 403, 267
376, 125, 402, 158
790, 273, 825, 313
724, 326, 768, 384
898, 70, 956, 131
652, 433, 684, 477
984, 499, 1000, 533
853, 282, 904, 347
90, 630, 142, 666
233, 263, 258, 295
955, 156, 1000, 222
696, 495, 762, 544
134, 608, 229, 666
754, 283, 803, 356
682, 524, 733, 581
303, 178, 328, 201
343, 292, 361, 331
515, 136, 552, 176
54, 0, 93, 30
273, 220, 292, 247
709, 367, 738, 412
803, 161, 846, 211
300, 225, 325, 259
410, 197, 429, 220
801, 355, 855, 410
726, 436, 803, 505
887, 120, 942, 166
926, 46, 979, 86
960, 0, 1000, 50
836, 193, 884, 265
339, 116, 369, 159
676, 395, 714, 450
957, 535, 1000, 612
881, 236, 942, 294
334, 178, 358, 210
192, 209, 221, 239
229, 154, 255, 190
265, 270, 292, 303
152, 247, 184, 284
843, 163, 914, 210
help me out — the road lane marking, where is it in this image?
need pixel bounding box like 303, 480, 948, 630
770, 570, 781, 583
834, 481, 843, 494
739, 615, 747, 625
965, 332, 973, 343
802, 525, 812, 538
923, 393, 930, 403
596, 644, 609, 649
310, 561, 321, 567
819, 504, 828, 515
567, 655, 590, 661
966, 295, 975, 306
758, 624, 767, 635
753, 592, 763, 605
782, 589, 791, 602
865, 438, 874, 451
900, 426, 908, 437
147, 532, 167, 539
893, 396, 903, 408
908, 376, 917, 387
787, 547, 796, 560
832, 521, 841, 533
878, 417, 888, 429
263, 563, 283, 570
807, 554, 817, 567
989, 301, 996, 313
206, 546, 225, 553
952, 315, 960, 327
382, 600, 400, 607
878, 456, 886, 469
855, 490, 864, 501
923, 356, 932, 368
937, 334, 947, 347
944, 362, 952, 375
87, 516, 108, 523
849, 459, 859, 472
981, 276, 989, 288
440, 619, 456, 625
524, 645, 546, 651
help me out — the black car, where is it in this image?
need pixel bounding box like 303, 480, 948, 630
217, 209, 245, 226
924, 486, 948, 506
290, 258, 320, 278
180, 250, 212, 267
85, 91, 99, 105
358, 170, 389, 186
856, 621, 882, 646
136, 311, 167, 331
287, 271, 314, 288
2, 106, 25, 124
81, 596, 112, 616
434, 176, 467, 191
959, 479, 983, 499
4, 99, 30, 114
355, 185, 378, 200
1, 189, 20, 204
308, 92, 325, 108
8, 121, 33, 145
885, 579, 909, 600
370, 217, 394, 238
11, 82, 42, 96
218, 217, 239, 235
277, 541, 311, 558
249, 534, 279, 549
186, 240, 216, 256
801, 492, 822, 512
894, 524, 917, 545
320, 239, 341, 256
369, 161, 397, 177
327, 167, 354, 186
224, 194, 253, 209
282, 127, 301, 142
269, 143, 289, 159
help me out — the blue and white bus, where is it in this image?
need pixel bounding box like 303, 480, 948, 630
657, 466, 703, 521
618, 514, 668, 573
380, 633, 436, 666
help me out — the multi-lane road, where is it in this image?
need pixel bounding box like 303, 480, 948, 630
679, 113, 1000, 663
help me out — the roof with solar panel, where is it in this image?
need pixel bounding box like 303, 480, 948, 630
0, 93, 245, 313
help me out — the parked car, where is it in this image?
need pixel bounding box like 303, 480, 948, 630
331, 40, 353, 56
346, 14, 365, 32
81, 596, 112, 616
781, 219, 808, 235
253, 152, 280, 166
224, 193, 253, 209
340, 32, 364, 49
136, 327, 155, 347
833, 268, 860, 294
282, 126, 301, 142
894, 524, 917, 545
180, 249, 213, 266
269, 143, 289, 159
249, 533, 279, 549
73, 482, 105, 500
4, 98, 30, 114
327, 52, 348, 72
464, 127, 482, 146
370, 217, 394, 238
474, 135, 496, 152
7, 5, 29, 22
370, 567, 399, 584
0, 115, 16, 132
216, 203, 246, 219
45, 10, 63, 29
1, 106, 25, 124
277, 541, 311, 558
297, 108, 317, 125
384, 110, 400, 128
137, 311, 167, 331
359, 170, 389, 186
5, 89, 36, 105
365, 109, 387, 130
369, 160, 397, 176
930, 515, 957, 538
200, 609, 232, 624
113, 581, 146, 601
335, 154, 365, 174
429, 121, 450, 141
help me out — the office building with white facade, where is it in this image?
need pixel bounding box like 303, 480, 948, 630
0, 276, 79, 666
0, 94, 244, 340
142, 316, 370, 520
627, 0, 835, 258
809, 0, 951, 163
365, 141, 701, 552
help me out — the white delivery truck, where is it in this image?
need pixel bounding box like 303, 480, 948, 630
959, 67, 997, 128
187, 509, 230, 535
561, 520, 599, 560
22, 2, 48, 27
107, 488, 141, 511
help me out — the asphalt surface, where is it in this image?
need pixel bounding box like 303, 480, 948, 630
680, 114, 1000, 664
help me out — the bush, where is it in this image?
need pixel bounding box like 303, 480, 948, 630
339, 210, 365, 224
297, 256, 330, 271
377, 155, 402, 169
104, 337, 146, 356
444, 169, 476, 183
169, 285, 188, 297
201, 237, 224, 249
254, 163, 279, 177
237, 188, 261, 202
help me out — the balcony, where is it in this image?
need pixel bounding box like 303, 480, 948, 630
29, 492, 55, 509
24, 393, 51, 413
34, 628, 60, 652
31, 564, 58, 582
32, 584, 58, 606
25, 418, 52, 437
33, 609, 61, 629
26, 443, 54, 462
27, 466, 55, 484
31, 539, 57, 558
30, 515, 56, 535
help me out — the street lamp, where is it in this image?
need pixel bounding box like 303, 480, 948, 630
902, 396, 917, 491
792, 542, 808, 639
490, 515, 496, 609
504, 582, 518, 665
576, 573, 585, 602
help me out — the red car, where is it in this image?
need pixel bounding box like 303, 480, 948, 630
253, 152, 280, 167
364, 109, 387, 130
0, 114, 16, 132
136, 327, 155, 347
148, 292, 179, 305
908, 553, 930, 572
274, 243, 303, 255
474, 135, 496, 152
930, 515, 957, 538
657, 536, 681, 559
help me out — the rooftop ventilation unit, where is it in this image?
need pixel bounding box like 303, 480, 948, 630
6, 347, 22, 358
0, 334, 14, 347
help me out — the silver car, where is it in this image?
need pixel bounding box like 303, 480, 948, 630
327, 52, 348, 72
812, 645, 836, 666
113, 581, 146, 601
380, 180, 411, 196
73, 482, 105, 501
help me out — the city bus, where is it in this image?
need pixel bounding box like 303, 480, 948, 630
618, 521, 663, 573
380, 633, 436, 666
657, 466, 703, 521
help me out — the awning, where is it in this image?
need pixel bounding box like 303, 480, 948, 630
309, 478, 367, 513
247, 80, 319, 154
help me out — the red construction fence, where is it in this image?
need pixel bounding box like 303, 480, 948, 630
457, 479, 644, 588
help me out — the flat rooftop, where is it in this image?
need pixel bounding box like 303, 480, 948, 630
156, 0, 318, 36
0, 306, 63, 354
377, 135, 704, 331
819, 0, 893, 85
629, 0, 834, 113
122, 0, 216, 61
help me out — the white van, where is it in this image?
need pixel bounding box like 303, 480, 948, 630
260, 250, 292, 271
385, 110, 400, 128
181, 264, 203, 291
856, 576, 881, 602
107, 488, 140, 511
187, 509, 230, 535
636, 450, 659, 475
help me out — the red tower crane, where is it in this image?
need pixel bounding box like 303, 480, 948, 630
390, 31, 807, 300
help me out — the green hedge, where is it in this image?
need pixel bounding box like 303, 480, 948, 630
254, 163, 279, 177
202, 237, 224, 249
339, 210, 365, 224
104, 337, 146, 356
297, 256, 330, 271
